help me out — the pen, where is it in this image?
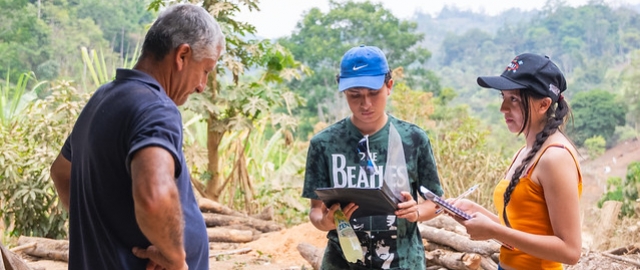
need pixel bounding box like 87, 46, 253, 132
435, 184, 479, 214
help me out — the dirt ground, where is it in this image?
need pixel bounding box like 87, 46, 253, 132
17, 138, 640, 270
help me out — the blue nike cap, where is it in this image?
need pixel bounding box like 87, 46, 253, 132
338, 45, 390, 92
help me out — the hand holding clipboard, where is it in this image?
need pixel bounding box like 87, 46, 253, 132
419, 186, 515, 251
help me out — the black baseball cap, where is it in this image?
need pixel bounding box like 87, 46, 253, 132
477, 53, 567, 102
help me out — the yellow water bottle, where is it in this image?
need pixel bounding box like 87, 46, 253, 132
334, 207, 364, 263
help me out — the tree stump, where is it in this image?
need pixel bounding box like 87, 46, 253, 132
1, 241, 33, 270
594, 201, 622, 250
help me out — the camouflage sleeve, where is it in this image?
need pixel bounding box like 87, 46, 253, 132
301, 140, 329, 200
418, 134, 444, 196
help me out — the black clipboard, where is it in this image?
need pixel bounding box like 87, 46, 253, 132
314, 185, 400, 218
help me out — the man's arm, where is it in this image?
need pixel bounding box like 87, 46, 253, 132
50, 153, 72, 210
130, 146, 187, 269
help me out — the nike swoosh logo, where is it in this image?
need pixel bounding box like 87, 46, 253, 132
353, 64, 368, 70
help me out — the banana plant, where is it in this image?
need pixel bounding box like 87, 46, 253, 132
0, 70, 45, 129
80, 43, 140, 87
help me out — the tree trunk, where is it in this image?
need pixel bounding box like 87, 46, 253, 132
205, 67, 224, 201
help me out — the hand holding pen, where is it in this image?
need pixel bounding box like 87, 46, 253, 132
435, 184, 479, 215
421, 185, 516, 251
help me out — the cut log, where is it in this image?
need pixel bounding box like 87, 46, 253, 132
297, 242, 324, 270
199, 197, 246, 217
423, 239, 452, 252
16, 236, 69, 262
480, 257, 498, 270
206, 227, 253, 243
425, 249, 482, 270
0, 241, 31, 270
605, 244, 640, 255
594, 201, 622, 250
216, 225, 261, 241
250, 206, 274, 221
202, 213, 283, 233
601, 252, 640, 267
8, 243, 36, 253
422, 215, 468, 236
419, 224, 499, 256
17, 236, 68, 251
490, 253, 499, 264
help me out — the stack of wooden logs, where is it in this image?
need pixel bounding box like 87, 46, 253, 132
419, 215, 501, 270
198, 197, 283, 243
11, 197, 283, 263
297, 214, 502, 270
11, 201, 500, 269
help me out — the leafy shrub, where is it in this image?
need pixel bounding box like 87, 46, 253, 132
597, 162, 640, 218
0, 81, 88, 238
584, 135, 606, 158
611, 125, 638, 146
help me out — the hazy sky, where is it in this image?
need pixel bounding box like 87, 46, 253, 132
235, 0, 640, 39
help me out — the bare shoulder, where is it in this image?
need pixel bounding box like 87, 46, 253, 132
533, 135, 581, 186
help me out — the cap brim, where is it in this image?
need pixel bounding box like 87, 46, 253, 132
338, 75, 385, 92
477, 75, 527, 90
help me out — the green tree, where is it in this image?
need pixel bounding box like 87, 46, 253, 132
76, 0, 154, 56
570, 89, 627, 146
0, 0, 51, 81
1, 77, 87, 238
622, 49, 640, 129
584, 135, 606, 158
279, 0, 435, 137
147, 0, 308, 207
598, 162, 640, 217
441, 28, 493, 66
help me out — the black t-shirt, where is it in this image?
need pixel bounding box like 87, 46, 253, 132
61, 69, 208, 269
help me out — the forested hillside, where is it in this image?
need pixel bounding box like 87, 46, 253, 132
0, 0, 153, 87
416, 2, 640, 149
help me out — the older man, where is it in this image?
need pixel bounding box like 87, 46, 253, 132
50, 4, 225, 270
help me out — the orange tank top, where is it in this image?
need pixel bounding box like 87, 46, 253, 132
493, 144, 582, 270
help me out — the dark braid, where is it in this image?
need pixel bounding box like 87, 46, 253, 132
502, 91, 570, 227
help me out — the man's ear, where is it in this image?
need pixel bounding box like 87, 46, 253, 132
386, 79, 394, 95
174, 44, 192, 71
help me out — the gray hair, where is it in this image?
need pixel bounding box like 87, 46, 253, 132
141, 3, 226, 61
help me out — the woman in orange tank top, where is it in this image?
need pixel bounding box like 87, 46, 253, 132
450, 53, 582, 270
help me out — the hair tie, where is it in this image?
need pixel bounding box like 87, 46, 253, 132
557, 94, 564, 103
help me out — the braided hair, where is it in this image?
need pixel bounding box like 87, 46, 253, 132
502, 90, 571, 227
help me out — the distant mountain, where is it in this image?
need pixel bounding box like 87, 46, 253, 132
414, 6, 536, 68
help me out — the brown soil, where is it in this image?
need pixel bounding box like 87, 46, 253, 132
18, 138, 640, 270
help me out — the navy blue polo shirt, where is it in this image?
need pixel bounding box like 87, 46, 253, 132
61, 69, 208, 269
